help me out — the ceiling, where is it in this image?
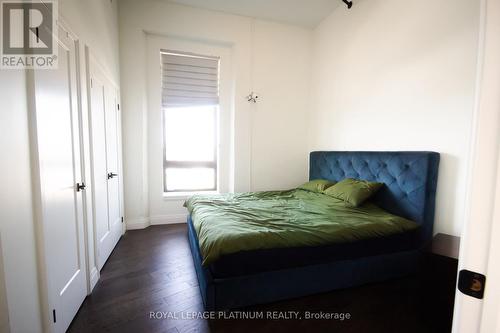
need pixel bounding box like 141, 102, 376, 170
166, 0, 340, 28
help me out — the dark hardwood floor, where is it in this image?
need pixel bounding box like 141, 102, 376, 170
68, 224, 438, 333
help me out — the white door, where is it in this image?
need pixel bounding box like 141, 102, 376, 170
88, 56, 122, 270
452, 0, 500, 331
31, 25, 87, 332
104, 86, 122, 252
479, 162, 500, 332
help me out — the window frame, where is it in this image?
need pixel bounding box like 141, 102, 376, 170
162, 105, 219, 193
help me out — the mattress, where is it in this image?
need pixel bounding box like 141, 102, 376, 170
185, 189, 419, 266
186, 217, 420, 278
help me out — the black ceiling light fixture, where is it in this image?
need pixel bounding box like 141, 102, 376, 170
342, 0, 353, 9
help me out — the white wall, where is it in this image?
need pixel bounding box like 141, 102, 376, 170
60, 0, 120, 81
0, 71, 42, 333
0, 0, 120, 332
119, 0, 311, 229
309, 0, 480, 236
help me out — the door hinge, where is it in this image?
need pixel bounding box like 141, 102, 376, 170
52, 309, 57, 323
117, 103, 120, 110
90, 78, 93, 88
121, 217, 124, 223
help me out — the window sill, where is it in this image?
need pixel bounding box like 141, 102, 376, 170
163, 191, 218, 201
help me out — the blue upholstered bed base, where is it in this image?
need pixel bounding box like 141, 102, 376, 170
188, 151, 440, 310
188, 216, 420, 310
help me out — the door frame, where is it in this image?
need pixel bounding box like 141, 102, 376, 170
452, 0, 500, 330
76, 42, 100, 295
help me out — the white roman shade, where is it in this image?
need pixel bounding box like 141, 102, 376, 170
161, 51, 220, 107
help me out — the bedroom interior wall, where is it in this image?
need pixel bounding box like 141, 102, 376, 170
0, 1, 120, 332
0, 0, 480, 330
119, 0, 311, 229
309, 0, 480, 236
0, 71, 41, 333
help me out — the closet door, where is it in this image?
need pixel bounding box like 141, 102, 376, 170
88, 56, 122, 270
89, 73, 111, 270
31, 26, 87, 332
104, 86, 122, 251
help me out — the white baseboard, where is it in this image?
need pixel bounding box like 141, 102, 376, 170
89, 267, 99, 292
126, 214, 187, 230
150, 213, 187, 225
126, 217, 150, 230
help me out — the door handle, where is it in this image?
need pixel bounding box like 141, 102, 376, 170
76, 183, 86, 192
107, 172, 118, 179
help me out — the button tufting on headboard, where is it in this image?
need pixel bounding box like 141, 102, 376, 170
309, 151, 440, 242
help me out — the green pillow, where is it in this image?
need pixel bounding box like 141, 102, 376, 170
323, 178, 383, 207
298, 179, 335, 193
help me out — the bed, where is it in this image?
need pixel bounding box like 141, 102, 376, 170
186, 151, 440, 310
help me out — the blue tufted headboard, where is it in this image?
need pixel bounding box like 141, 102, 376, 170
309, 151, 440, 242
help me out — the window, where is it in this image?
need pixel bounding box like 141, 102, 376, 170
161, 51, 220, 192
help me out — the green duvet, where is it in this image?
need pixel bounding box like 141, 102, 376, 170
184, 189, 418, 265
